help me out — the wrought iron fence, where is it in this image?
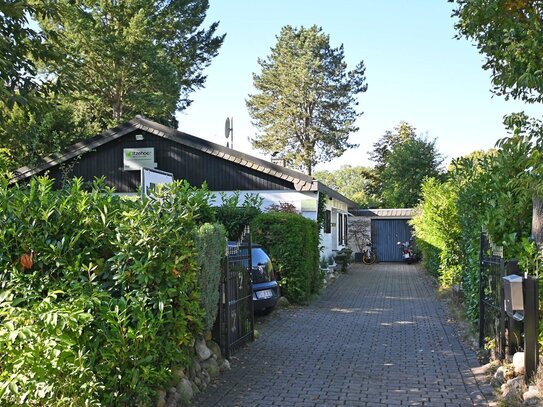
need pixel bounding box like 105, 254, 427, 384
213, 229, 254, 358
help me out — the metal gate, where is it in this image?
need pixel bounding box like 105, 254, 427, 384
478, 231, 506, 359
213, 230, 254, 358
372, 219, 413, 262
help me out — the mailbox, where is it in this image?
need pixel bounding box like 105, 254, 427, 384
502, 274, 524, 321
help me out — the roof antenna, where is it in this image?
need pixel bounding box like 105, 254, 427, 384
225, 117, 233, 149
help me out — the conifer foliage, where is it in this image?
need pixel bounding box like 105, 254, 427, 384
247, 25, 368, 175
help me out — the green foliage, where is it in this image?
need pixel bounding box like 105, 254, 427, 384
452, 0, 543, 103
193, 223, 226, 331
215, 191, 263, 240
414, 115, 543, 326
247, 25, 368, 175
0, 176, 214, 405
252, 212, 320, 303
39, 0, 224, 127
334, 247, 352, 273
314, 165, 380, 207
369, 122, 444, 208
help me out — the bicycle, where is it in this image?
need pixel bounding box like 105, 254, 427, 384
362, 243, 377, 265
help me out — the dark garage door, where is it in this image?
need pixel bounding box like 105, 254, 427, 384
372, 219, 413, 262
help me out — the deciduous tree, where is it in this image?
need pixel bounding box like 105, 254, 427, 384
247, 25, 367, 175
451, 0, 543, 103
314, 165, 379, 207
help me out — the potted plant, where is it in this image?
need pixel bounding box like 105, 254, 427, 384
350, 221, 370, 262
334, 247, 353, 273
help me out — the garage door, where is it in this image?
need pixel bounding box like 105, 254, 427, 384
372, 219, 413, 262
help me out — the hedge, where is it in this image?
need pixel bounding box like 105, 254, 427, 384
0, 176, 218, 406
251, 212, 320, 304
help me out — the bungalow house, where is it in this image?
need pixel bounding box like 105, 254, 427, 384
12, 115, 358, 260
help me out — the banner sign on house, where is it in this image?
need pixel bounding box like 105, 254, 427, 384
123, 148, 156, 170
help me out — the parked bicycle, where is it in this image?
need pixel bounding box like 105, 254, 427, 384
362, 243, 377, 265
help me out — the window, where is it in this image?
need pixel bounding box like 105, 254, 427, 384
338, 213, 343, 245
324, 210, 331, 233
338, 213, 348, 246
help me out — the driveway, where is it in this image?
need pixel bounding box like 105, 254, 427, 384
194, 263, 494, 406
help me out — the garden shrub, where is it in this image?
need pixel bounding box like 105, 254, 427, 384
214, 191, 262, 240
193, 223, 226, 331
0, 176, 214, 406
251, 212, 320, 304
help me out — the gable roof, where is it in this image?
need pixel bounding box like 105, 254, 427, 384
12, 116, 359, 208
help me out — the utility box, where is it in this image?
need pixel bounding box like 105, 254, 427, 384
503, 274, 524, 320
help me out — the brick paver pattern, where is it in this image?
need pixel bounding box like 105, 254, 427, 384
194, 263, 494, 406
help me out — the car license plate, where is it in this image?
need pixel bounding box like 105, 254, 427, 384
256, 289, 273, 300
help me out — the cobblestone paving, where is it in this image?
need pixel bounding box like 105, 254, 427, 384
194, 263, 495, 406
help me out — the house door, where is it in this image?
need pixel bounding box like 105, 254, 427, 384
372, 219, 413, 262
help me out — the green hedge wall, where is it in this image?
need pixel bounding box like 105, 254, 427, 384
251, 212, 320, 304
0, 176, 214, 406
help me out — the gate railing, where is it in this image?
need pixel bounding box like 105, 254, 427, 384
478, 231, 506, 358
213, 228, 254, 358
479, 231, 539, 382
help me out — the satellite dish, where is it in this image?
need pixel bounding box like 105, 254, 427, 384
225, 118, 231, 138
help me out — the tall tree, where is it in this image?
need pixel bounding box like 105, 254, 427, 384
451, 0, 543, 103
370, 122, 444, 208
41, 0, 224, 128
0, 1, 63, 111
246, 25, 367, 175
314, 165, 379, 207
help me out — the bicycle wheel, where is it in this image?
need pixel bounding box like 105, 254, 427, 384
362, 251, 376, 265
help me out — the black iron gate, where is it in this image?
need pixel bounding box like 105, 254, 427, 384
478, 231, 506, 358
213, 229, 254, 358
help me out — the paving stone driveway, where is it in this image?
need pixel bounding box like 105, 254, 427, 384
194, 263, 495, 406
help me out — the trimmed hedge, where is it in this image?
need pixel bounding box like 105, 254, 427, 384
0, 176, 216, 406
251, 212, 320, 304
194, 223, 226, 331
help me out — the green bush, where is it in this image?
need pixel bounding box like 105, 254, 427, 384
214, 191, 262, 240
0, 176, 214, 406
194, 223, 226, 331
251, 212, 320, 304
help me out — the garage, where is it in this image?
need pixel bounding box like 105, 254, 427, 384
348, 209, 415, 262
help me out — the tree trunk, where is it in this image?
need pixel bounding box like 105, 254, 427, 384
532, 195, 543, 247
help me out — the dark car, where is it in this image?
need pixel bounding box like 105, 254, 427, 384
231, 243, 280, 313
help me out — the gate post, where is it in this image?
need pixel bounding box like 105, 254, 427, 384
479, 232, 486, 349
524, 276, 539, 383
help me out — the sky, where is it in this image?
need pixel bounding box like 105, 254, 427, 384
175, 0, 542, 172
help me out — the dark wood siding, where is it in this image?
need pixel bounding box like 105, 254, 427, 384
43, 130, 294, 192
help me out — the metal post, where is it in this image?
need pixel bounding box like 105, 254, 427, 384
479, 232, 486, 349
498, 256, 506, 360
524, 276, 539, 383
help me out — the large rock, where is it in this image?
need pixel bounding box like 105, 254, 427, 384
155, 390, 166, 407
201, 357, 220, 378
176, 378, 194, 403
277, 296, 290, 308
501, 376, 525, 404
491, 366, 506, 387
195, 337, 212, 361
524, 385, 543, 406
513, 352, 526, 375
220, 358, 231, 372
206, 340, 222, 360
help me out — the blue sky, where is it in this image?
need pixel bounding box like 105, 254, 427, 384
175, 0, 542, 171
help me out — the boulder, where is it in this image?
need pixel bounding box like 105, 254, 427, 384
155, 390, 166, 407
202, 357, 220, 378
502, 376, 525, 405
524, 385, 543, 406
220, 359, 231, 372
206, 340, 222, 360
513, 352, 526, 375
277, 296, 290, 308
491, 366, 506, 387
195, 337, 212, 361
176, 378, 194, 403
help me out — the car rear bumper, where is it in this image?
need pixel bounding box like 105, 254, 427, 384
252, 281, 280, 311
